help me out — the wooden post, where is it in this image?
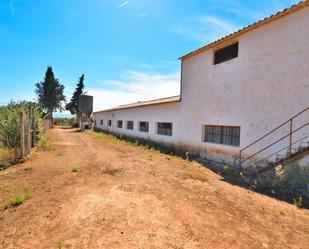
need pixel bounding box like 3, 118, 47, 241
32, 108, 36, 147
20, 112, 25, 159
27, 109, 31, 154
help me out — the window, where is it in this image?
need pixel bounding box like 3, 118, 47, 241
157, 122, 173, 136
139, 121, 149, 132
100, 120, 103, 125
204, 125, 240, 147
127, 121, 134, 130
108, 120, 112, 127
94, 120, 97, 126
117, 120, 123, 128
214, 42, 238, 65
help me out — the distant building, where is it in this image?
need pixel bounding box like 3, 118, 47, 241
94, 1, 309, 168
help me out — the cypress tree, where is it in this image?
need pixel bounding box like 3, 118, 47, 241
65, 74, 85, 118
35, 66, 66, 121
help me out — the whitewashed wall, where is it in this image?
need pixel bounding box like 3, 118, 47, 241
94, 6, 309, 165
179, 6, 309, 163
94, 102, 180, 145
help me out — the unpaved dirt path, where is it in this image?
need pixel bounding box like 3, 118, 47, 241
0, 128, 308, 249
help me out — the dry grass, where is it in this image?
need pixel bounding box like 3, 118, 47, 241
0, 148, 17, 164
101, 164, 122, 176
85, 130, 126, 146
181, 171, 208, 183
71, 165, 80, 173
37, 135, 53, 151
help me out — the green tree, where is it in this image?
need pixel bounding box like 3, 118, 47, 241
65, 74, 85, 117
35, 67, 66, 121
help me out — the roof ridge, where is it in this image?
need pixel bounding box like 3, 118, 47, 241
118, 95, 181, 107
94, 95, 181, 113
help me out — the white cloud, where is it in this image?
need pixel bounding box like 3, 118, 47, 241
170, 16, 239, 43
117, 1, 129, 9
89, 70, 180, 111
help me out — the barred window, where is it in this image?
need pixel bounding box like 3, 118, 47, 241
157, 122, 172, 136
100, 120, 103, 125
139, 121, 149, 132
117, 120, 123, 128
108, 120, 112, 127
204, 125, 240, 147
127, 121, 134, 130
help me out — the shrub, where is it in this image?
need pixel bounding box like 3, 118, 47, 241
0, 101, 43, 149
223, 165, 239, 177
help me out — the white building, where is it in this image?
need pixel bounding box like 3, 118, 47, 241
94, 1, 309, 168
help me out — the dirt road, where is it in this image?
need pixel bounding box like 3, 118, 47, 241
0, 128, 308, 249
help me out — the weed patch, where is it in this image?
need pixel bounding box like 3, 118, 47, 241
85, 130, 126, 146
46, 186, 52, 192
181, 171, 208, 183
1, 185, 11, 193
71, 165, 80, 173
7, 188, 32, 208
223, 165, 239, 177
148, 163, 156, 176
0, 148, 16, 163
20, 167, 33, 174
101, 164, 122, 176
293, 196, 302, 208
37, 135, 53, 151
57, 242, 63, 249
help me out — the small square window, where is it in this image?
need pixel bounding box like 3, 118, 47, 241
127, 121, 134, 130
139, 121, 149, 132
157, 122, 173, 136
117, 120, 123, 128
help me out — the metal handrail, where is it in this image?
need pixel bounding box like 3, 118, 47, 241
253, 134, 309, 166
239, 107, 309, 167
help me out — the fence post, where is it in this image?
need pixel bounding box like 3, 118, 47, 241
26, 109, 31, 155
31, 108, 36, 147
20, 112, 25, 159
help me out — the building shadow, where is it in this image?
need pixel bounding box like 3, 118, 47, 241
196, 160, 309, 210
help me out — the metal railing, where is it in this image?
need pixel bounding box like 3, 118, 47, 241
239, 107, 309, 168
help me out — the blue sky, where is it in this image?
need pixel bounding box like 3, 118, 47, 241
0, 0, 300, 112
